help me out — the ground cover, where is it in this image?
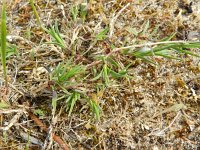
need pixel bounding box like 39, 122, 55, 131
0, 0, 200, 149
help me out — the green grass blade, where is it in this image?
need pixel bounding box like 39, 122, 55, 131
160, 32, 176, 41
88, 98, 101, 121
71, 5, 79, 21
29, 0, 43, 30
179, 42, 200, 48
80, 3, 87, 22
1, 1, 8, 87
108, 68, 127, 78
102, 64, 109, 86
91, 69, 103, 81
107, 57, 119, 67
172, 46, 200, 57
96, 27, 109, 41
45, 24, 66, 49
66, 92, 80, 116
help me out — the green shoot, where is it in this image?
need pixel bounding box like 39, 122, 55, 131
160, 32, 177, 41
91, 64, 110, 86
1, 0, 8, 87
96, 27, 109, 41
71, 5, 79, 21
51, 61, 85, 86
70, 3, 88, 22
91, 59, 129, 86
45, 22, 66, 49
88, 98, 101, 121
33, 109, 46, 117
0, 101, 9, 109
66, 91, 80, 116
80, 3, 88, 22
6, 44, 17, 58
102, 64, 109, 86
129, 41, 200, 63
29, 0, 43, 30
3, 131, 8, 143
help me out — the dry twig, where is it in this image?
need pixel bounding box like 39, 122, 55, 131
28, 111, 69, 150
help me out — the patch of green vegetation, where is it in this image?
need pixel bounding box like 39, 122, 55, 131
87, 97, 101, 121
0, 102, 9, 109
33, 109, 46, 117
96, 27, 109, 41
5, 2, 200, 122
70, 2, 88, 22
66, 91, 80, 116
45, 22, 66, 49
130, 41, 200, 63
50, 61, 85, 86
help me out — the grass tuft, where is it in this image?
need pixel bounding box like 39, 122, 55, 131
45, 22, 66, 49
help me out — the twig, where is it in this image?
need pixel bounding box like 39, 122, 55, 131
9, 83, 24, 96
28, 111, 69, 150
86, 60, 101, 70
43, 91, 58, 150
0, 109, 24, 114
187, 124, 200, 139
0, 112, 23, 131
148, 111, 181, 136
109, 3, 130, 38
106, 40, 187, 57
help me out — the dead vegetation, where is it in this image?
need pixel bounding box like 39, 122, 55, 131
0, 0, 200, 149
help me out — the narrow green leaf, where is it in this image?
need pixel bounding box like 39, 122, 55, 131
0, 102, 9, 109
141, 20, 149, 35
29, 0, 43, 30
103, 64, 109, 85
67, 92, 80, 116
1, 1, 8, 87
88, 99, 101, 121
160, 32, 177, 41
108, 68, 127, 78
96, 27, 109, 41
91, 69, 103, 81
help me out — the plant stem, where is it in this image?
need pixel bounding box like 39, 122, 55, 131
1, 0, 8, 87
29, 0, 44, 30
107, 40, 188, 57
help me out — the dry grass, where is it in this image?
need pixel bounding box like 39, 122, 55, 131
0, 0, 200, 149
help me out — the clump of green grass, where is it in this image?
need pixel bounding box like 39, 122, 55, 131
44, 22, 66, 49
49, 60, 102, 120
1, 0, 8, 87
91, 57, 130, 86
70, 2, 88, 22
127, 40, 200, 64
29, 1, 67, 53
87, 97, 101, 121
66, 91, 80, 116
50, 61, 85, 87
